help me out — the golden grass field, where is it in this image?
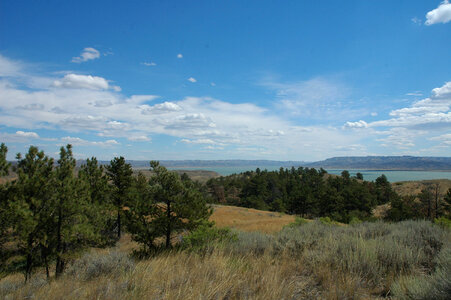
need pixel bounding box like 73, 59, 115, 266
210, 205, 295, 233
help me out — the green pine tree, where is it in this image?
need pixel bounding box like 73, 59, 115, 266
53, 144, 93, 277
10, 146, 55, 281
0, 143, 12, 270
106, 156, 133, 239
149, 161, 211, 249
124, 172, 161, 252
79, 157, 115, 246
0, 143, 11, 176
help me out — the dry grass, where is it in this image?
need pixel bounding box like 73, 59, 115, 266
1, 207, 449, 300
210, 205, 295, 233
392, 179, 451, 196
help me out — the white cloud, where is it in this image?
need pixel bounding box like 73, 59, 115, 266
344, 120, 368, 129
126, 95, 159, 104
406, 91, 423, 96
187, 77, 197, 83
177, 54, 183, 58
52, 74, 120, 91
142, 62, 156, 66
61, 136, 119, 147
370, 112, 378, 117
210, 82, 216, 87
425, 0, 451, 25
127, 135, 151, 142
71, 47, 101, 63
0, 55, 380, 160
141, 102, 182, 114
0, 54, 22, 76
430, 133, 451, 145
15, 131, 39, 138
181, 138, 223, 145
432, 81, 451, 98
370, 81, 451, 129
411, 17, 422, 25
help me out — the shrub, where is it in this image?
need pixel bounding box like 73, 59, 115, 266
66, 251, 135, 281
319, 216, 339, 225
181, 222, 237, 253
284, 216, 308, 228
226, 231, 274, 256
434, 217, 451, 229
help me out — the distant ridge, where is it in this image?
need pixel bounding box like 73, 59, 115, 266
75, 156, 451, 171
303, 156, 451, 171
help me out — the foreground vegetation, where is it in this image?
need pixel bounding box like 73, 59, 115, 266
1, 143, 450, 299
1, 219, 450, 299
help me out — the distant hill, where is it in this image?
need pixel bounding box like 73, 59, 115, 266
76, 159, 306, 169
303, 156, 451, 170
73, 156, 451, 171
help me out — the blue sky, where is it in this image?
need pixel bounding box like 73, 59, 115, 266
0, 0, 450, 161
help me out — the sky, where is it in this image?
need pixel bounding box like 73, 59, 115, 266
0, 0, 450, 161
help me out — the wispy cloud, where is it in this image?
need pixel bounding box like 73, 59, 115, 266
141, 61, 156, 66
187, 77, 197, 83
425, 0, 451, 25
177, 53, 183, 59
71, 47, 101, 63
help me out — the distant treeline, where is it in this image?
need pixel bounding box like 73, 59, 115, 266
206, 167, 451, 223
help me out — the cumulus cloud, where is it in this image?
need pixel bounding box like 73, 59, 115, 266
371, 81, 451, 129
177, 54, 183, 58
425, 0, 451, 25
52, 74, 120, 91
15, 131, 39, 138
187, 77, 197, 83
0, 55, 381, 160
344, 120, 368, 129
71, 47, 101, 63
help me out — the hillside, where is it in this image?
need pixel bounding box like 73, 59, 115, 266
74, 156, 451, 171
304, 156, 451, 170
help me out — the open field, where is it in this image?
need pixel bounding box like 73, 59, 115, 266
211, 204, 295, 233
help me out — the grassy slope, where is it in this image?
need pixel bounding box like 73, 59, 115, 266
211, 204, 295, 233
1, 205, 450, 299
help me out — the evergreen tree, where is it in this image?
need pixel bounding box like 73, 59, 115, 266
79, 157, 115, 246
148, 161, 211, 249
124, 172, 161, 252
442, 188, 451, 217
0, 143, 10, 176
0, 143, 12, 269
375, 174, 393, 204
79, 157, 110, 205
419, 188, 433, 220
106, 156, 133, 238
53, 144, 93, 277
10, 146, 55, 281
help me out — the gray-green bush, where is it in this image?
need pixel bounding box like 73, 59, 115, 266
66, 251, 135, 281
226, 220, 450, 294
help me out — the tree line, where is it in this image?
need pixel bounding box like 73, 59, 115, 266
206, 167, 451, 223
0, 143, 210, 281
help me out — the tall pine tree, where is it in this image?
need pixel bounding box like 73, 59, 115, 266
106, 156, 133, 239
10, 146, 55, 281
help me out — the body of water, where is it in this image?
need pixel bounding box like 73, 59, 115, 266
168, 166, 451, 182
